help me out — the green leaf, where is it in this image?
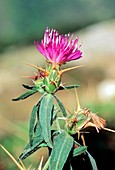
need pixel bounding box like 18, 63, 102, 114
51, 104, 59, 124
87, 151, 98, 170
39, 93, 53, 148
22, 84, 34, 89
49, 131, 73, 170
54, 95, 67, 117
73, 146, 87, 157
59, 84, 80, 90
19, 122, 44, 160
33, 122, 44, 145
19, 142, 44, 160
12, 89, 37, 101
29, 105, 38, 146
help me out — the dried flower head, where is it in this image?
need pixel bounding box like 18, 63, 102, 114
34, 27, 82, 65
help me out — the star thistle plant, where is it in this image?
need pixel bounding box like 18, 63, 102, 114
11, 28, 113, 170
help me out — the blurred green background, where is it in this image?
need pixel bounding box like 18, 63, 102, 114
0, 0, 115, 169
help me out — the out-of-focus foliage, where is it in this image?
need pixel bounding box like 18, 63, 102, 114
0, 0, 115, 51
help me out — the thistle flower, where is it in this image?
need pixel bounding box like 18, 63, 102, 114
34, 27, 82, 65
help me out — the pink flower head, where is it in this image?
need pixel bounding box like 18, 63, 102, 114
34, 27, 82, 65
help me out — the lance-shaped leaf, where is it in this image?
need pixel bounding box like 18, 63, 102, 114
22, 84, 34, 90
59, 84, 80, 90
54, 95, 67, 117
87, 151, 98, 170
12, 89, 37, 101
19, 142, 46, 160
19, 122, 44, 160
49, 131, 73, 170
73, 146, 87, 157
39, 93, 53, 148
51, 104, 59, 124
29, 105, 38, 146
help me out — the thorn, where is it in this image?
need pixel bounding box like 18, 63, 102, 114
65, 106, 73, 114
0, 144, 25, 170
24, 62, 47, 73
18, 159, 26, 170
77, 131, 80, 140
58, 117, 67, 120
81, 134, 86, 146
37, 156, 44, 170
74, 88, 81, 113
60, 65, 85, 75
27, 164, 32, 170
21, 75, 36, 79
60, 83, 69, 92
103, 127, 115, 133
